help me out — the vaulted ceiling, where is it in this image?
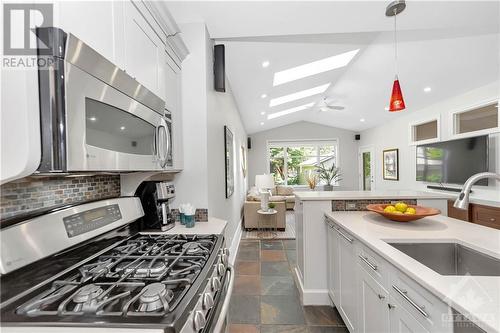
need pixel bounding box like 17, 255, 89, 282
167, 1, 500, 134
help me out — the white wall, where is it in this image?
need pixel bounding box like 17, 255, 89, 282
247, 121, 359, 190
207, 76, 248, 248
174, 23, 247, 249
359, 81, 500, 200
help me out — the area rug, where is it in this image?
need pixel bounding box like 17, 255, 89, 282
244, 211, 296, 239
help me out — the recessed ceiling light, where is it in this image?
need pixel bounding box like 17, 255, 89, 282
261, 94, 267, 99
423, 87, 432, 92
269, 83, 331, 107
384, 106, 389, 111
273, 49, 359, 86
120, 126, 126, 130
262, 61, 270, 68
360, 118, 365, 122
260, 122, 265, 125
260, 111, 266, 115
89, 116, 97, 122
267, 102, 315, 120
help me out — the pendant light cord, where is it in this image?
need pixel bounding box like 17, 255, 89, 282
394, 8, 398, 76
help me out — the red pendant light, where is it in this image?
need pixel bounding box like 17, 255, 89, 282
386, 0, 406, 112
389, 75, 405, 111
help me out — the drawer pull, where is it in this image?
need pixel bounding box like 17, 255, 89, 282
392, 285, 428, 318
378, 294, 385, 300
359, 255, 378, 271
490, 218, 496, 222
336, 228, 354, 243
388, 303, 396, 309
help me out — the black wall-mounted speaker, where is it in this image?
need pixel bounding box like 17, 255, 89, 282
247, 137, 252, 149
214, 44, 225, 92
355, 134, 361, 140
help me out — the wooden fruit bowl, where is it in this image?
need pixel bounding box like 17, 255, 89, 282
366, 204, 441, 222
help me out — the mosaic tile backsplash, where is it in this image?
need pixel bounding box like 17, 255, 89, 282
0, 175, 121, 220
332, 199, 418, 211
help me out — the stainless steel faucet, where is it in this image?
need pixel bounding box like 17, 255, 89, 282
454, 172, 500, 210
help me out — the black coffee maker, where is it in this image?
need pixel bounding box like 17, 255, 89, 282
136, 181, 176, 231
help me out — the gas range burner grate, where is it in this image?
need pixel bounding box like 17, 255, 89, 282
15, 234, 217, 318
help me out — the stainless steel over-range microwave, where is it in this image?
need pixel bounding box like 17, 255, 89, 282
36, 27, 172, 173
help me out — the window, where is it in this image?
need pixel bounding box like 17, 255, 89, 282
453, 102, 499, 135
268, 140, 339, 186
409, 117, 439, 145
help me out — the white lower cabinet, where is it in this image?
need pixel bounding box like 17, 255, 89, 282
326, 221, 357, 332
357, 264, 390, 333
338, 227, 357, 332
326, 217, 453, 333
389, 296, 430, 333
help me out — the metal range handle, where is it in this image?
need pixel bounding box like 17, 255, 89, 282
213, 265, 235, 333
359, 255, 378, 271
392, 285, 428, 318
336, 228, 354, 243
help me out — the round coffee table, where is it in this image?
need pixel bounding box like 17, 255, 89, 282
257, 209, 278, 239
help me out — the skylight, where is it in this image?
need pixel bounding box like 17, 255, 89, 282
267, 102, 315, 120
273, 49, 360, 86
269, 83, 330, 107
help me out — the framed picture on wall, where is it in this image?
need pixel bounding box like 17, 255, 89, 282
224, 126, 234, 198
383, 148, 399, 181
241, 145, 247, 178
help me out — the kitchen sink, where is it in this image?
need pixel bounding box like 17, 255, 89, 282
387, 242, 500, 276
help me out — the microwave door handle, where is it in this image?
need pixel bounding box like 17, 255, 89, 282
164, 121, 171, 162
157, 122, 168, 168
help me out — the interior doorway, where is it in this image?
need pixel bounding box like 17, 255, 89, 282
359, 146, 375, 191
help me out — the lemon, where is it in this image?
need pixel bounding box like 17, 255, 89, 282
395, 202, 408, 213
384, 205, 396, 213
405, 207, 416, 215
392, 211, 403, 215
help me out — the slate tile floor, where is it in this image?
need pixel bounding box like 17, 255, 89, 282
228, 239, 348, 333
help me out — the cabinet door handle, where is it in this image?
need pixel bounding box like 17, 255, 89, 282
392, 285, 428, 318
378, 294, 385, 300
388, 303, 396, 309
336, 228, 354, 243
359, 255, 378, 271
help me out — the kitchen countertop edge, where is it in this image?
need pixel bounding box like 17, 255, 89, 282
324, 210, 500, 333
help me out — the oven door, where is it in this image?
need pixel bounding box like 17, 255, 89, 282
203, 266, 235, 333
65, 62, 166, 171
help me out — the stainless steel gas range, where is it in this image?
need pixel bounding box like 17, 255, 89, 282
0, 197, 234, 333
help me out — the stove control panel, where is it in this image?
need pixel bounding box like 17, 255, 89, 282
63, 204, 122, 238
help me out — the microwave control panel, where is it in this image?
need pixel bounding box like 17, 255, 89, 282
63, 204, 122, 238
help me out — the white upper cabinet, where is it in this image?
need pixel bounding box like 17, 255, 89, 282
56, 1, 120, 65
123, 1, 163, 98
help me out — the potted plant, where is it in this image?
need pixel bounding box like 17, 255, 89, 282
317, 162, 342, 191
305, 171, 318, 190
268, 202, 276, 210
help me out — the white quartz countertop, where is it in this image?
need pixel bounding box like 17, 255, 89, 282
324, 210, 500, 333
141, 217, 227, 235
423, 189, 500, 208
294, 190, 450, 201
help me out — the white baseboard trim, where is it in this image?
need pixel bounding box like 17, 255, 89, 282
293, 267, 332, 306
228, 218, 243, 266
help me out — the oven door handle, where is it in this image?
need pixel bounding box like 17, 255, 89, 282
212, 265, 235, 333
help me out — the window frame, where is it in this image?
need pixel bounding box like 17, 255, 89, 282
408, 115, 441, 146
266, 138, 340, 187
449, 99, 500, 140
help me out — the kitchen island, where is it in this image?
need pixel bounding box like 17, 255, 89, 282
293, 190, 449, 306
324, 210, 500, 333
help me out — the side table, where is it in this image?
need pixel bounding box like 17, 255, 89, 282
256, 209, 278, 239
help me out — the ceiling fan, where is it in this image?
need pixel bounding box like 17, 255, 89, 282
315, 97, 345, 112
